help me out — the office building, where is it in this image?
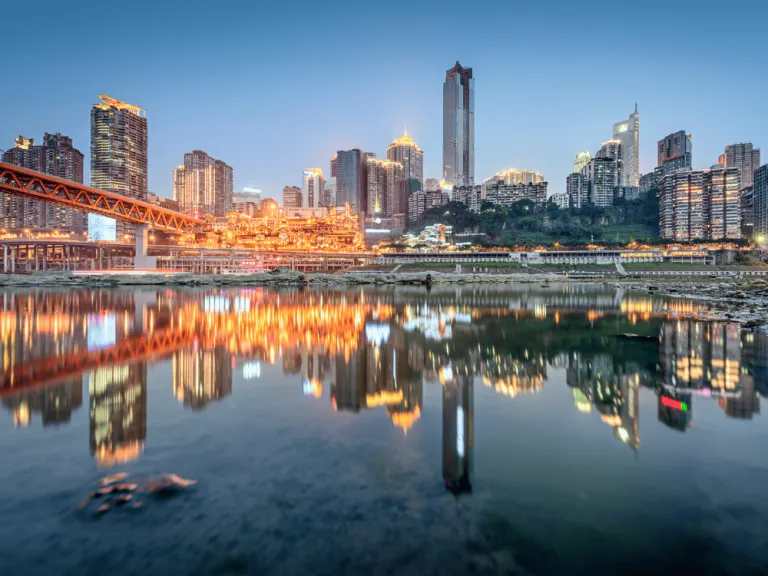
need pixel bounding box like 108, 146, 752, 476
282, 185, 302, 208
173, 150, 233, 216
659, 168, 741, 240
302, 168, 324, 208
443, 61, 474, 186
1, 133, 86, 233
754, 165, 768, 237
573, 151, 592, 174
323, 176, 337, 207
658, 131, 692, 176
722, 143, 761, 190
585, 157, 618, 207
387, 130, 423, 186
90, 94, 148, 241
566, 172, 589, 209
336, 149, 369, 213
596, 140, 623, 187
612, 105, 640, 187
366, 159, 405, 217
485, 179, 548, 209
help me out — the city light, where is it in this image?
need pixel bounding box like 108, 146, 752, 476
660, 396, 688, 411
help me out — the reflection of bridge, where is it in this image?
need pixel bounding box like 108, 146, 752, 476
0, 161, 203, 268
0, 325, 196, 395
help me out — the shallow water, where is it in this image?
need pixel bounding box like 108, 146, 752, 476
1, 284, 767, 575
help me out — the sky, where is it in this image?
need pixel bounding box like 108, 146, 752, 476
1, 0, 766, 200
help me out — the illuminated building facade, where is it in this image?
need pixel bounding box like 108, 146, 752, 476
573, 151, 592, 174
658, 131, 692, 176
443, 61, 474, 186
1, 133, 86, 234
282, 185, 302, 208
302, 168, 324, 208
90, 94, 148, 241
484, 179, 548, 209
173, 150, 233, 217
612, 105, 640, 187
754, 164, 768, 237
722, 143, 760, 190
386, 130, 423, 186
660, 169, 741, 240
1, 379, 83, 428
366, 159, 405, 216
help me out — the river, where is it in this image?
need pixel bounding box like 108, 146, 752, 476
1, 284, 767, 575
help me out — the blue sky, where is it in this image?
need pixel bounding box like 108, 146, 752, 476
1, 0, 766, 199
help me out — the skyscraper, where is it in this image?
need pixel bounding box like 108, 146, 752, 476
722, 143, 761, 190
173, 150, 233, 216
336, 149, 369, 214
596, 140, 624, 189
443, 61, 474, 186
753, 164, 768, 237
612, 105, 640, 187
366, 159, 406, 216
658, 131, 692, 176
282, 185, 302, 208
302, 168, 324, 208
566, 172, 589, 209
573, 151, 592, 174
386, 130, 423, 186
90, 94, 148, 241
1, 133, 86, 233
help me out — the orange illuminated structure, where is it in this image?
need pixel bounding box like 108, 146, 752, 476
0, 162, 202, 233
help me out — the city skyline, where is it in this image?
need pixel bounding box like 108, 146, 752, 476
2, 2, 766, 202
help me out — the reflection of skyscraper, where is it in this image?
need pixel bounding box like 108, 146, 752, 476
657, 392, 692, 432
172, 346, 233, 410
89, 362, 147, 467
1, 379, 83, 428
721, 374, 760, 419
442, 375, 473, 496
332, 332, 368, 412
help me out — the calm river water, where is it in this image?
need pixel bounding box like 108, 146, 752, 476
1, 284, 767, 575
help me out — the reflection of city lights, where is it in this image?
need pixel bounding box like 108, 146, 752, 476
456, 406, 465, 457
243, 361, 261, 380
365, 323, 390, 346
661, 396, 688, 411
302, 379, 322, 398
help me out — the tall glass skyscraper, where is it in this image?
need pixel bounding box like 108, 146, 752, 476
612, 105, 640, 187
443, 61, 474, 187
90, 94, 148, 241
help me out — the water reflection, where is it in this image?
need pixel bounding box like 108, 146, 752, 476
1, 285, 766, 489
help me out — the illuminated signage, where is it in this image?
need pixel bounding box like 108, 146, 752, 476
661, 395, 688, 411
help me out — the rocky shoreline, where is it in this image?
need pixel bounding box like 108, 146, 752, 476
1, 269, 766, 330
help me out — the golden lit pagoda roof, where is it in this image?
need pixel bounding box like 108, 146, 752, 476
390, 406, 421, 432
389, 129, 422, 151
95, 94, 144, 112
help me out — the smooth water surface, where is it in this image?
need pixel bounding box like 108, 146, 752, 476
1, 284, 767, 575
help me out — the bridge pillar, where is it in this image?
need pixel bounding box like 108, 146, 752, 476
134, 224, 157, 269
42, 246, 47, 271
2, 245, 7, 273
10, 248, 16, 273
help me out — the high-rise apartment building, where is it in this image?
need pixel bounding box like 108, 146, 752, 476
566, 173, 589, 209
443, 61, 474, 186
173, 150, 233, 217
302, 168, 324, 208
485, 180, 549, 209
612, 105, 640, 187
754, 165, 768, 237
658, 131, 692, 176
585, 157, 618, 207
336, 149, 369, 214
387, 130, 423, 186
722, 143, 761, 190
482, 169, 543, 199
453, 185, 483, 213
424, 178, 441, 192
90, 94, 148, 241
596, 140, 624, 188
282, 186, 302, 208
1, 133, 86, 233
659, 168, 741, 240
366, 159, 406, 216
